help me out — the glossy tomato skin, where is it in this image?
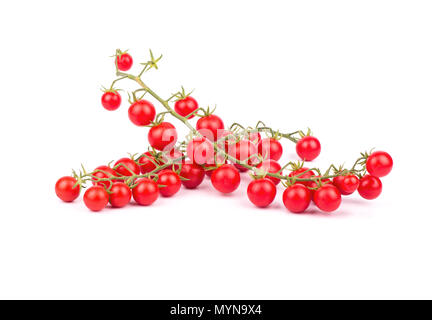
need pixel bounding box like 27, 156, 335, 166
247, 178, 277, 208
258, 138, 283, 161
83, 186, 109, 211
196, 115, 224, 141
101, 91, 121, 111
132, 178, 159, 205
366, 151, 393, 177
296, 136, 321, 161
157, 170, 181, 197
358, 175, 382, 200
229, 140, 259, 171
211, 164, 241, 194
282, 184, 312, 213
313, 184, 342, 212
91, 165, 117, 188
333, 175, 360, 195
109, 182, 131, 208
116, 53, 133, 71
179, 162, 205, 189
256, 159, 282, 185
174, 96, 199, 119
288, 168, 316, 188
55, 176, 80, 202
114, 158, 140, 177
138, 152, 160, 174
148, 122, 178, 151
128, 100, 156, 126
186, 137, 214, 165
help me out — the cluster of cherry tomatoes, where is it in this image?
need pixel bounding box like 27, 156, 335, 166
55, 50, 393, 213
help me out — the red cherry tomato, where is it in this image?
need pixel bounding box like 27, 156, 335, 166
114, 158, 140, 177
358, 175, 382, 200
161, 148, 184, 171
101, 91, 121, 111
308, 176, 332, 199
217, 130, 235, 153
282, 184, 312, 213
296, 136, 321, 161
186, 137, 214, 165
157, 170, 181, 197
109, 182, 131, 208
91, 165, 117, 188
288, 167, 316, 188
174, 96, 199, 119
179, 162, 205, 189
196, 114, 224, 141
138, 152, 161, 174
257, 138, 283, 161
229, 140, 259, 171
116, 52, 133, 71
313, 184, 342, 212
132, 178, 159, 205
83, 186, 109, 211
247, 131, 261, 145
333, 175, 360, 195
55, 176, 80, 202
148, 122, 178, 151
211, 164, 241, 194
366, 151, 393, 177
256, 159, 282, 185
128, 100, 156, 126
247, 178, 277, 208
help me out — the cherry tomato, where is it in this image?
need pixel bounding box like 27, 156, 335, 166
101, 91, 121, 111
128, 100, 156, 126
282, 184, 312, 213
55, 176, 80, 202
157, 170, 181, 197
229, 140, 259, 172
114, 158, 140, 177
83, 186, 109, 211
366, 151, 393, 177
308, 176, 332, 199
186, 137, 214, 165
217, 130, 235, 153
358, 175, 382, 200
333, 175, 360, 195
132, 178, 159, 206
203, 153, 226, 177
247, 178, 277, 208
258, 138, 283, 161
247, 131, 261, 145
116, 52, 133, 71
174, 96, 199, 119
313, 184, 342, 212
109, 182, 131, 208
148, 122, 178, 151
288, 167, 316, 188
179, 162, 205, 189
256, 159, 282, 185
296, 136, 321, 161
138, 152, 161, 174
161, 148, 184, 171
196, 114, 224, 141
91, 165, 117, 189
211, 164, 241, 194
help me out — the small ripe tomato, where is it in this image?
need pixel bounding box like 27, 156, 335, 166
258, 138, 283, 161
132, 178, 159, 205
288, 167, 316, 188
179, 162, 205, 189
366, 151, 393, 177
256, 159, 282, 185
109, 182, 131, 208
203, 153, 226, 177
358, 175, 382, 200
116, 52, 133, 71
247, 131, 261, 145
148, 122, 178, 151
211, 164, 241, 194
296, 136, 321, 161
91, 165, 117, 188
128, 100, 156, 126
247, 178, 277, 208
114, 158, 140, 177
138, 152, 161, 174
282, 184, 312, 213
196, 114, 224, 141
83, 186, 109, 212
229, 140, 259, 172
101, 91, 121, 111
157, 170, 181, 197
308, 176, 332, 199
186, 137, 214, 165
55, 176, 80, 202
174, 96, 199, 119
313, 184, 342, 212
333, 175, 360, 195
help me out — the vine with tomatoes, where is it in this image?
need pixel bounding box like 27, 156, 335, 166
55, 49, 393, 213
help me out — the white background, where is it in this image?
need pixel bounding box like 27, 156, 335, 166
0, 0, 431, 299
